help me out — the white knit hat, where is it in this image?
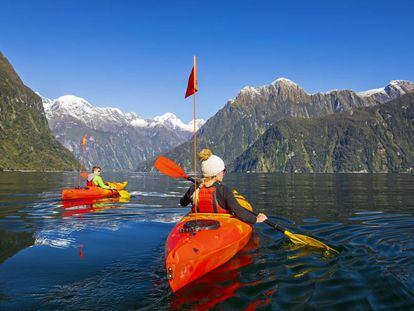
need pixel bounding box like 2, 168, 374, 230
201, 154, 225, 177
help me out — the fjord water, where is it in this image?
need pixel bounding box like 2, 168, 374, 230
0, 172, 413, 310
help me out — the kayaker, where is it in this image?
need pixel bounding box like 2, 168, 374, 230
180, 149, 268, 224
86, 166, 114, 190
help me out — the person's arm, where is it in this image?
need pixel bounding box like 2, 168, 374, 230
180, 185, 195, 207
93, 175, 111, 189
220, 185, 258, 224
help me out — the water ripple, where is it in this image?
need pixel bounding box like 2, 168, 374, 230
1, 172, 414, 309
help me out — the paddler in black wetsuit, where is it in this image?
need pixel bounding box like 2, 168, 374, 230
180, 149, 267, 224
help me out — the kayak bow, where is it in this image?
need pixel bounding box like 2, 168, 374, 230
61, 181, 128, 200
165, 213, 252, 292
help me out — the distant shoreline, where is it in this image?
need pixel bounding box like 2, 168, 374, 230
0, 169, 74, 173
0, 169, 412, 174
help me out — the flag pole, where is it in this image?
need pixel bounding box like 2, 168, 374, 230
184, 55, 198, 214
193, 55, 197, 204
78, 133, 86, 188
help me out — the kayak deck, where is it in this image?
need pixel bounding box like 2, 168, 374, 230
165, 213, 252, 292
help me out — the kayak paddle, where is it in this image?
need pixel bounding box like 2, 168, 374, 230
118, 190, 131, 200
154, 156, 193, 180
232, 190, 339, 254
154, 156, 339, 255
105, 182, 131, 200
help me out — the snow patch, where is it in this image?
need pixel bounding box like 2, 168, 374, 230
153, 112, 205, 131
357, 87, 387, 97
273, 77, 299, 87
357, 80, 413, 98
130, 118, 149, 127
240, 86, 260, 94
389, 81, 406, 94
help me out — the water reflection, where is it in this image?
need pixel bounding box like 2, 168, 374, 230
170, 234, 261, 310
61, 197, 127, 217
0, 229, 35, 264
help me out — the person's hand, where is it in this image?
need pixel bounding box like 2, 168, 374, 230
256, 213, 268, 223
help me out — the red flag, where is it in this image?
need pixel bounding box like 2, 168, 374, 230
81, 134, 87, 146
185, 57, 198, 98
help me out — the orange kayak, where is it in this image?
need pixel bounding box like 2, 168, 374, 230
61, 181, 128, 200
165, 213, 252, 292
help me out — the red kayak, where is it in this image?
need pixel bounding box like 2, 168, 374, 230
165, 213, 252, 292
62, 187, 119, 200
61, 181, 127, 200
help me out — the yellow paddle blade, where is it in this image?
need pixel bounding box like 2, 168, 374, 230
107, 181, 128, 190
118, 190, 131, 200
284, 230, 339, 255
232, 190, 253, 211
119, 196, 130, 203
231, 189, 339, 255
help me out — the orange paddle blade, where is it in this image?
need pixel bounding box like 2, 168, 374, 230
80, 172, 89, 179
81, 134, 87, 146
154, 156, 189, 179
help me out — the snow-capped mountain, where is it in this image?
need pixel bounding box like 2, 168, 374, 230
40, 94, 205, 170
356, 80, 414, 99
42, 94, 205, 132
153, 112, 205, 132
237, 78, 414, 101
140, 78, 414, 172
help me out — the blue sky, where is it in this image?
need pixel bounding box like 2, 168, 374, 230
1, 0, 413, 121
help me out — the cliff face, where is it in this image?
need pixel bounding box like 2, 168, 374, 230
0, 52, 78, 170
138, 78, 414, 171
233, 93, 414, 173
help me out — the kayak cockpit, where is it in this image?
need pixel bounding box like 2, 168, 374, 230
179, 219, 220, 233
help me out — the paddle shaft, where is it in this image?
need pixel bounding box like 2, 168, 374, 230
245, 209, 286, 233
184, 176, 286, 232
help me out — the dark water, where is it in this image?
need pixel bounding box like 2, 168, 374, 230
0, 172, 413, 310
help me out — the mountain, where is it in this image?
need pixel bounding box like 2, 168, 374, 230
42, 94, 205, 170
0, 52, 78, 171
232, 93, 414, 173
138, 78, 414, 171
